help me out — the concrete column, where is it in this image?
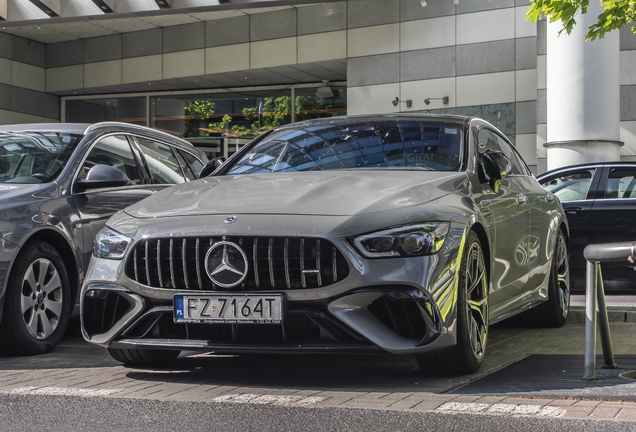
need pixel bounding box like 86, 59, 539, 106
545, 0, 622, 171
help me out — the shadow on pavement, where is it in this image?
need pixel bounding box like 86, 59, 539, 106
0, 321, 529, 393
0, 318, 119, 369
6, 319, 635, 396
453, 354, 636, 401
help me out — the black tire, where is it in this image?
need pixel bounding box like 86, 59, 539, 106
0, 241, 71, 356
416, 231, 488, 375
107, 348, 181, 366
517, 231, 570, 328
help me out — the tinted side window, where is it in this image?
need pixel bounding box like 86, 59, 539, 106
79, 135, 141, 185
174, 149, 196, 181
179, 150, 204, 177
477, 128, 501, 152
136, 138, 186, 184
605, 168, 636, 199
540, 169, 594, 202
492, 134, 524, 175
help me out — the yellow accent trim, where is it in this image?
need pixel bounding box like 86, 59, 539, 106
440, 227, 468, 322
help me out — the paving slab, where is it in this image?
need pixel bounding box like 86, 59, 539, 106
0, 318, 635, 423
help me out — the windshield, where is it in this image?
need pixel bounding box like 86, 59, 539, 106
226, 120, 464, 175
0, 132, 82, 184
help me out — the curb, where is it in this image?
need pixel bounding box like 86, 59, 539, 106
570, 307, 636, 323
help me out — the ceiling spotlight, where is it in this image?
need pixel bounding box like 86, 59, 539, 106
420, 0, 427, 6
317, 80, 334, 98
392, 97, 412, 108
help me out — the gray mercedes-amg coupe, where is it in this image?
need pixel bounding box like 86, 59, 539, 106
81, 115, 570, 375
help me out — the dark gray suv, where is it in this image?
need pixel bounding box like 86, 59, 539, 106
0, 122, 207, 355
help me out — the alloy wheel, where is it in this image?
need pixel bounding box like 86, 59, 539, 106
20, 258, 64, 340
465, 242, 488, 360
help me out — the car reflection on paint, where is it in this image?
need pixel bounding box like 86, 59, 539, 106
81, 115, 570, 375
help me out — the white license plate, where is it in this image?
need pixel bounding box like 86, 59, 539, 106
173, 294, 282, 324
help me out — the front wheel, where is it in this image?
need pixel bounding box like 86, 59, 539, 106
416, 231, 488, 375
0, 241, 70, 355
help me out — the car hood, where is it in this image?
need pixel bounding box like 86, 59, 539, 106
126, 171, 465, 219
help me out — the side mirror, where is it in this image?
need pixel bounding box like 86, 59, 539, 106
76, 164, 130, 191
482, 151, 510, 193
199, 156, 227, 178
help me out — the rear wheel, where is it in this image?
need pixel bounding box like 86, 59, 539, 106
519, 231, 570, 327
0, 241, 70, 356
416, 231, 488, 375
107, 348, 181, 366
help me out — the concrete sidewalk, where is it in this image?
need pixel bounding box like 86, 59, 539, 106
1, 318, 636, 423
3, 303, 636, 427
570, 295, 636, 323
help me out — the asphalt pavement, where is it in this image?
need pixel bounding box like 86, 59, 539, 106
0, 394, 632, 432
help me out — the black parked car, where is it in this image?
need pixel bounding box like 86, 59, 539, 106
0, 122, 207, 355
537, 162, 636, 281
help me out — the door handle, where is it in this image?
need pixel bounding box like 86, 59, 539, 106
545, 192, 555, 203
565, 207, 583, 214
517, 194, 528, 205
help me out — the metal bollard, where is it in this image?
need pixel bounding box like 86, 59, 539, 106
582, 242, 634, 380
596, 265, 616, 371
583, 261, 597, 380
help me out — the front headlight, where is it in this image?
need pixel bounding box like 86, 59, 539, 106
93, 226, 132, 260
352, 222, 450, 258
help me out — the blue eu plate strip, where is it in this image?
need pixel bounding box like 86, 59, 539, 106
174, 295, 184, 320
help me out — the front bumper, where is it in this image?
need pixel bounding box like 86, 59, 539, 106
81, 220, 466, 356
0, 238, 20, 324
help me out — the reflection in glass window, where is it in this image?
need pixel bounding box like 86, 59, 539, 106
226, 120, 463, 175
0, 132, 82, 184
151, 87, 347, 139
179, 150, 204, 177
136, 138, 186, 184
605, 169, 636, 199
541, 170, 594, 201
477, 128, 524, 175
174, 149, 196, 181
65, 98, 146, 126
79, 135, 141, 185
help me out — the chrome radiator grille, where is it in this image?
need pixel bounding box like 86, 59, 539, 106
125, 236, 349, 290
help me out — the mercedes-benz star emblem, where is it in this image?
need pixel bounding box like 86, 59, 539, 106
224, 216, 237, 224
204, 241, 248, 288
